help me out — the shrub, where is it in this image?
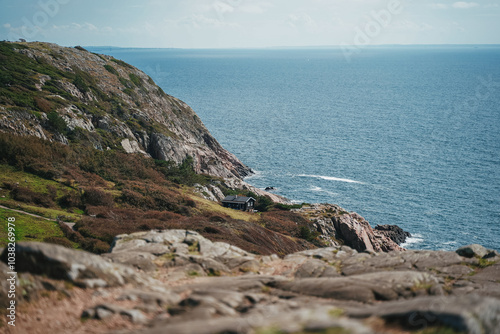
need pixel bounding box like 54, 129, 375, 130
274, 203, 303, 210
299, 226, 319, 242
10, 186, 54, 207
111, 58, 133, 69
82, 188, 114, 207
74, 46, 87, 52
103, 64, 119, 76
129, 73, 142, 87
58, 191, 82, 209
254, 195, 273, 212
47, 111, 67, 134
73, 73, 89, 93
46, 185, 57, 200
43, 236, 73, 248
34, 97, 53, 113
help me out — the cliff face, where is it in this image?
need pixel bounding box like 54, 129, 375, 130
0, 42, 251, 180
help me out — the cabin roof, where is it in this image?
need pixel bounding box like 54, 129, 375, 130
222, 196, 255, 204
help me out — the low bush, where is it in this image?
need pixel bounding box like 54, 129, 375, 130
10, 186, 54, 208
82, 187, 114, 207
43, 236, 73, 248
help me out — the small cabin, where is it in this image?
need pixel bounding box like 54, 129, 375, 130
221, 195, 256, 211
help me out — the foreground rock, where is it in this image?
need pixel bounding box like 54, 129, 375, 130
1, 230, 499, 334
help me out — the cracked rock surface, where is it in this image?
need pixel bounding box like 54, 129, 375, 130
1, 230, 500, 334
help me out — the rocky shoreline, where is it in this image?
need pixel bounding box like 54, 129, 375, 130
2, 230, 499, 333
294, 204, 408, 252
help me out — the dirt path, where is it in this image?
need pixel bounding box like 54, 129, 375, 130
0, 204, 76, 230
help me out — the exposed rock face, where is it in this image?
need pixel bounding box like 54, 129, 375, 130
295, 204, 405, 252
0, 42, 251, 180
2, 231, 499, 333
374, 224, 411, 245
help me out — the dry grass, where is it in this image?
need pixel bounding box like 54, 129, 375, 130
184, 189, 260, 222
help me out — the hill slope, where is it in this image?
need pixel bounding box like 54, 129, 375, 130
0, 41, 250, 180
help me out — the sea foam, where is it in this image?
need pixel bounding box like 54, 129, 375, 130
299, 174, 364, 184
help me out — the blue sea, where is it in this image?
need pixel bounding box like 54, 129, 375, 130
88, 46, 500, 251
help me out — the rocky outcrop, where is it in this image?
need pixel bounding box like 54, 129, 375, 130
294, 204, 406, 252
2, 231, 499, 333
374, 224, 411, 244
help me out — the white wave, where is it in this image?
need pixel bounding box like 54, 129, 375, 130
310, 186, 338, 197
401, 233, 424, 248
299, 174, 364, 184
244, 170, 264, 180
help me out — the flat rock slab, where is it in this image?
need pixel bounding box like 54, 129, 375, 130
348, 294, 500, 334
102, 251, 157, 271
126, 306, 374, 334
0, 242, 153, 287
273, 271, 442, 303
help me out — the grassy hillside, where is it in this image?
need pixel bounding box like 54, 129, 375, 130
0, 132, 318, 255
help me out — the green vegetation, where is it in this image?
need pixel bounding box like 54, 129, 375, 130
103, 64, 119, 76
129, 73, 143, 87
74, 46, 87, 52
155, 156, 213, 187
299, 226, 320, 242
0, 42, 70, 111
111, 57, 134, 69
47, 111, 67, 134
0, 208, 77, 248
274, 203, 304, 210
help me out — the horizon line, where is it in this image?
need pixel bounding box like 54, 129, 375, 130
81, 43, 500, 50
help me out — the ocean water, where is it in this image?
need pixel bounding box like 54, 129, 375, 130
88, 46, 500, 251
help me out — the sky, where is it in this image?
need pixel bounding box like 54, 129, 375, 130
0, 0, 499, 48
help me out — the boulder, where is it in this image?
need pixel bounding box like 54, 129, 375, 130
0, 242, 153, 287
456, 244, 489, 258
348, 294, 500, 334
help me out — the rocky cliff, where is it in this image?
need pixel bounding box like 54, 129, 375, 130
295, 204, 405, 252
0, 41, 250, 181
1, 233, 499, 333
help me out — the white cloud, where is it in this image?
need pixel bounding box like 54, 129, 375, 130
452, 2, 479, 9
392, 20, 434, 32
287, 13, 318, 30
212, 1, 235, 14
238, 2, 273, 14
165, 15, 238, 29
429, 3, 448, 9
52, 22, 98, 32
3, 23, 11, 29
